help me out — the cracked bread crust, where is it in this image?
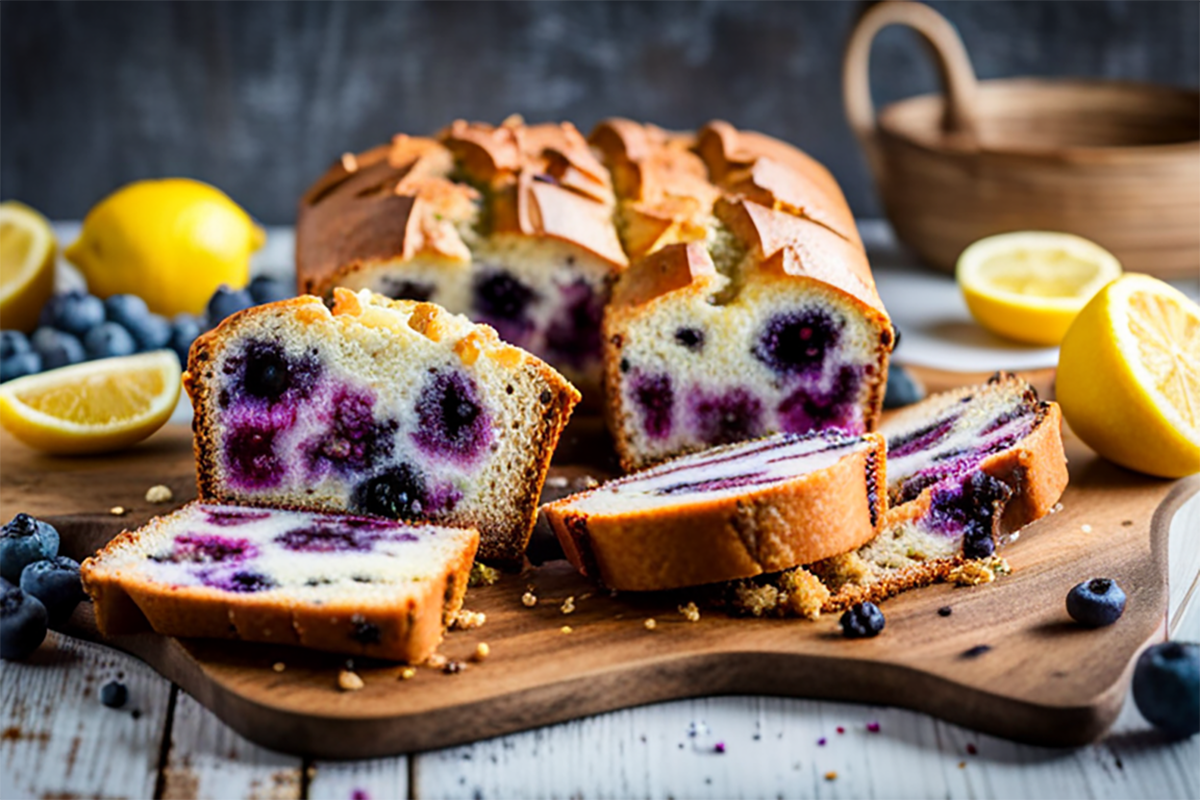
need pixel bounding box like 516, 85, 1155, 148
542, 432, 887, 592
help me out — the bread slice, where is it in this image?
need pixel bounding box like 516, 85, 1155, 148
591, 120, 894, 471
296, 119, 628, 400
184, 289, 580, 561
812, 373, 1069, 609
80, 502, 479, 663
542, 429, 886, 591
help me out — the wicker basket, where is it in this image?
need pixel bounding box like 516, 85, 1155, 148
843, 1, 1200, 278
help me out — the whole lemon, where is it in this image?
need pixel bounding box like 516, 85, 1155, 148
65, 179, 264, 316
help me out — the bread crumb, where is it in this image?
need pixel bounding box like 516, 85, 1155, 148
426, 653, 448, 669
109, 506, 126, 516
982, 556, 1012, 576
958, 761, 966, 769
561, 596, 576, 615
144, 485, 173, 504
521, 591, 538, 608
779, 567, 830, 620
468, 563, 500, 587
560, 625, 573, 634
1081, 524, 1093, 533
337, 670, 364, 691
399, 667, 417, 680
451, 609, 487, 630
678, 602, 700, 622
272, 662, 286, 673
644, 618, 657, 630
443, 660, 465, 674
473, 642, 490, 662
825, 771, 838, 781
732, 583, 780, 617
810, 551, 873, 591
948, 560, 995, 586
545, 475, 569, 489
341, 152, 359, 172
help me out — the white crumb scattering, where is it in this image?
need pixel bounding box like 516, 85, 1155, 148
337, 670, 364, 691
451, 609, 487, 630
1051, 503, 1064, 514
561, 596, 576, 615
145, 485, 174, 504
109, 506, 126, 516
399, 667, 417, 680
341, 152, 358, 172
272, 662, 286, 673
473, 642, 490, 662
581, 476, 600, 488
426, 653, 448, 669
678, 602, 701, 622
1081, 524, 1093, 533
560, 625, 573, 634
545, 476, 569, 489
521, 591, 538, 607
644, 618, 658, 630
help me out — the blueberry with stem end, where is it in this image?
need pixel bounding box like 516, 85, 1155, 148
0, 587, 48, 660
20, 556, 85, 626
1066, 578, 1126, 627
41, 291, 105, 338
840, 602, 885, 638
1133, 641, 1199, 738
1, 514, 60, 583
83, 322, 137, 359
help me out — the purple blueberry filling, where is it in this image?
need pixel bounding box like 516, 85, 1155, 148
752, 309, 842, 377
353, 463, 429, 520
224, 420, 287, 490
630, 371, 675, 440
276, 525, 379, 553
690, 388, 764, 446
204, 509, 270, 527
545, 280, 604, 369
925, 471, 1013, 558
305, 385, 397, 477
888, 414, 960, 459
162, 534, 257, 564
656, 471, 773, 496
202, 569, 276, 594
225, 340, 321, 404
413, 371, 492, 463
379, 278, 435, 303
674, 327, 705, 352
776, 364, 864, 435
473, 270, 536, 344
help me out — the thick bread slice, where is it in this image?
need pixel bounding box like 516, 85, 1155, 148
542, 430, 886, 591
185, 289, 580, 562
81, 503, 479, 663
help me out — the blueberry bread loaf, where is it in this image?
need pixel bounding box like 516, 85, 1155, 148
542, 429, 886, 591
80, 503, 478, 662
591, 120, 894, 470
184, 289, 580, 561
297, 118, 627, 398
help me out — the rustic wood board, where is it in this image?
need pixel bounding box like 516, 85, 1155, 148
1, 404, 1194, 758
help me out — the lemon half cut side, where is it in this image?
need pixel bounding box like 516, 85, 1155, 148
0, 201, 57, 332
957, 231, 1123, 346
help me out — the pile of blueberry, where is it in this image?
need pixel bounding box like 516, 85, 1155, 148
0, 513, 84, 660
0, 276, 292, 383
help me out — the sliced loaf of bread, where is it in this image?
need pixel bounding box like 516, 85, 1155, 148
80, 503, 479, 662
184, 289, 580, 561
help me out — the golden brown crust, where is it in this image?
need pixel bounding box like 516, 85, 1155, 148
80, 503, 480, 663
543, 433, 887, 592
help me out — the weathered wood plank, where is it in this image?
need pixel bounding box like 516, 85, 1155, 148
160, 690, 303, 800
306, 756, 409, 800
0, 633, 171, 800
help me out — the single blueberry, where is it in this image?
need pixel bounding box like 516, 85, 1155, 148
840, 602, 886, 639
674, 327, 706, 352
0, 587, 48, 660
883, 363, 925, 409
243, 345, 291, 400
413, 372, 490, 462
30, 327, 86, 370
169, 314, 203, 364
474, 271, 536, 321
130, 313, 172, 351
83, 322, 137, 360
1133, 641, 1199, 738
0, 350, 41, 382
247, 276, 293, 305
630, 372, 674, 440
1066, 578, 1127, 627
42, 291, 106, 338
353, 465, 427, 520
19, 556, 85, 626
103, 293, 150, 330
752, 309, 842, 376
100, 680, 128, 708
206, 285, 255, 326
1, 514, 60, 583
0, 330, 30, 360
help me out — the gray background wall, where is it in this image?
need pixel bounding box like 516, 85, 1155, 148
2, 1, 1197, 223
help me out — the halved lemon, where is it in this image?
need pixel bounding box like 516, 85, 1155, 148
1057, 274, 1199, 478
957, 231, 1123, 345
0, 350, 181, 455
0, 201, 57, 332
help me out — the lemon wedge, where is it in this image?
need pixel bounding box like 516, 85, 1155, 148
1057, 274, 1199, 478
0, 201, 57, 332
65, 178, 264, 317
957, 231, 1123, 345
0, 350, 181, 455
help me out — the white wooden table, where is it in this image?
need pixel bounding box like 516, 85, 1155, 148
3, 223, 1198, 800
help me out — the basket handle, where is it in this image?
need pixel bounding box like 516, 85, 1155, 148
843, 1, 981, 178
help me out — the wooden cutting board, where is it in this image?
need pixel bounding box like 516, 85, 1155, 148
1, 400, 1195, 757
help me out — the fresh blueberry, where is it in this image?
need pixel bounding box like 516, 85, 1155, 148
0, 586, 48, 660
0, 350, 41, 382
1133, 641, 1199, 738
0, 330, 30, 360
840, 601, 886, 639
353, 464, 428, 520
83, 322, 137, 360
30, 327, 86, 370
41, 291, 106, 338
105, 294, 171, 350
19, 556, 85, 626
247, 276, 292, 305
100, 680, 128, 708
883, 362, 925, 409
206, 285, 255, 326
1066, 578, 1127, 627
169, 314, 203, 364
0, 514, 60, 583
